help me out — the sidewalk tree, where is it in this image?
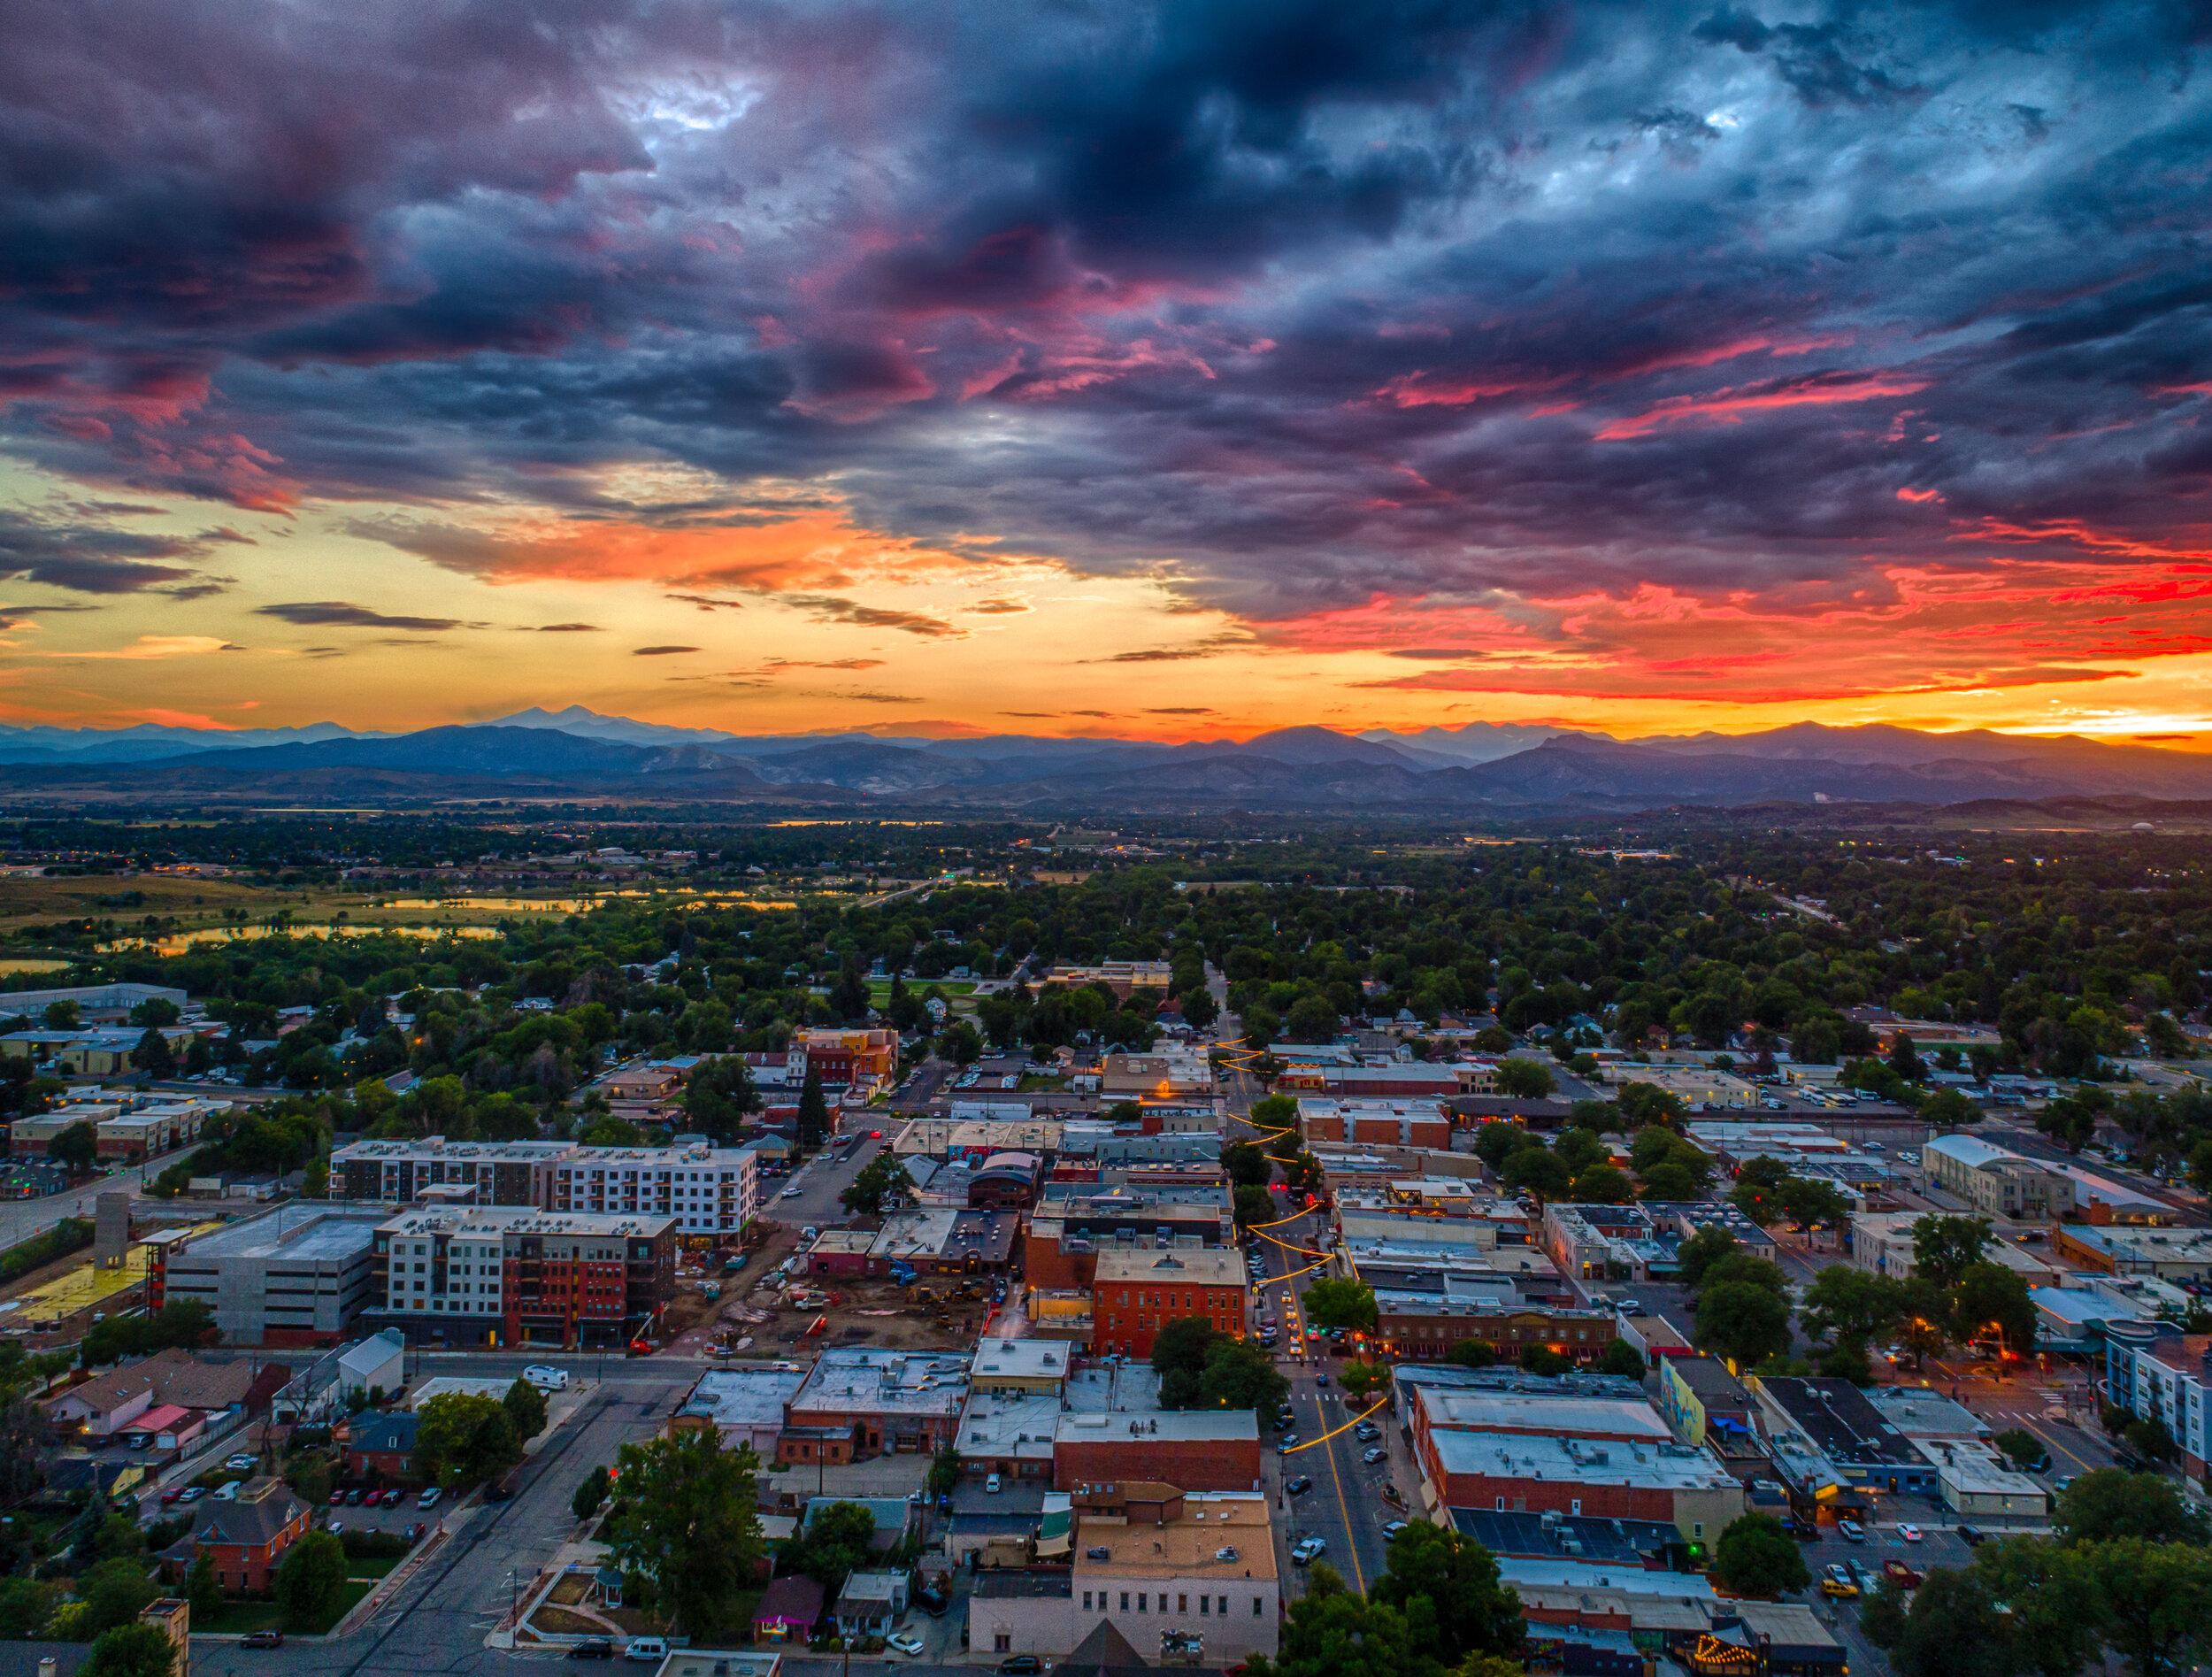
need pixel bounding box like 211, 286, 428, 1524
2055, 1470, 2211, 1546
1220, 1142, 1272, 1188
1777, 1174, 1850, 1233
1950, 1262, 2036, 1358
274, 1530, 349, 1631
1338, 1360, 1390, 1403
1674, 1226, 1739, 1288
1364, 1522, 1523, 1666
81, 1623, 177, 1677
1694, 1257, 1793, 1370
1910, 1214, 1993, 1288
1569, 1163, 1634, 1204
46, 1123, 96, 1176
605, 1428, 764, 1639
1711, 1513, 1809, 1598
1878, 1565, 2016, 1677
184, 1550, 222, 1619
1302, 1279, 1377, 1335
795, 1064, 828, 1155
502, 1375, 549, 1442
1596, 1339, 1646, 1378
1492, 1058, 1556, 1100
841, 1152, 916, 1217
1798, 1267, 1907, 1348
1500, 1148, 1571, 1201
572, 1466, 611, 1521
413, 1391, 522, 1490
1233, 1185, 1276, 1229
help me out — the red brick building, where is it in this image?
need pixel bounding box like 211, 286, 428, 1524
1091, 1249, 1246, 1358
795, 1029, 898, 1094
167, 1477, 311, 1594
1052, 1412, 1262, 1492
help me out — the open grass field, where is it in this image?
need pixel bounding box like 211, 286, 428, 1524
0, 874, 826, 950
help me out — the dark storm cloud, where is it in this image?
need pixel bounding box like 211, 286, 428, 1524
0, 507, 211, 593
3, 0, 2212, 628
256, 601, 467, 631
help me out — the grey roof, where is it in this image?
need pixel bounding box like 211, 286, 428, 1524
189, 1482, 306, 1549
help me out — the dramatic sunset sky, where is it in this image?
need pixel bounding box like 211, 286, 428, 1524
4, 0, 2212, 742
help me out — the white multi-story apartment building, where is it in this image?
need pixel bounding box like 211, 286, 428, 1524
330, 1136, 759, 1239
549, 1141, 760, 1235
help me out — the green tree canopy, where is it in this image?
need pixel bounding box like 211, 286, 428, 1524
1492, 1058, 1557, 1100
274, 1529, 349, 1631
502, 1375, 549, 1442
1711, 1513, 1810, 1598
2056, 1469, 2212, 1546
1364, 1522, 1524, 1665
412, 1391, 522, 1489
1911, 1214, 1993, 1289
605, 1429, 764, 1639
1301, 1278, 1378, 1335
81, 1623, 176, 1677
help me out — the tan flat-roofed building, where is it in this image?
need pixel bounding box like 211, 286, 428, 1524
1070, 1488, 1279, 1665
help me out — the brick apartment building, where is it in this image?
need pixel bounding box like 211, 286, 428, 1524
1053, 1411, 1262, 1492
795, 1029, 899, 1095
366, 1206, 677, 1349
330, 1138, 572, 1207
779, 1350, 970, 1463
1091, 1249, 1246, 1358
165, 1476, 311, 1593
1022, 1185, 1234, 1292
1294, 1097, 1452, 1149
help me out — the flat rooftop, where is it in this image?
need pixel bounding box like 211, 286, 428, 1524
1415, 1389, 1672, 1442
1093, 1248, 1243, 1287
972, 1341, 1070, 1383
1072, 1494, 1276, 1581
789, 1350, 972, 1419
1056, 1410, 1258, 1444
1430, 1429, 1735, 1489
169, 1210, 384, 1263
677, 1367, 808, 1428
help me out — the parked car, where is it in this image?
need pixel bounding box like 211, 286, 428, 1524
1286, 1475, 1313, 1496
1837, 1519, 1866, 1542
1897, 1524, 1923, 1542
346, 1488, 367, 1506
418, 1487, 444, 1509
912, 1586, 949, 1617
239, 1631, 285, 1650
1383, 1520, 1409, 1538
1291, 1537, 1326, 1565
1362, 1447, 1388, 1464
887, 1633, 926, 1658
159, 1488, 183, 1505
567, 1641, 614, 1660
624, 1640, 668, 1664
1353, 1423, 1380, 1442
1957, 1525, 1987, 1547
382, 1488, 405, 1506
1884, 1560, 1924, 1588
986, 1473, 1002, 1493
225, 1454, 257, 1472
1086, 1546, 1110, 1560
523, 1365, 571, 1391
1278, 1437, 1300, 1454
1820, 1565, 1859, 1599
998, 1658, 1042, 1676
328, 1489, 346, 1507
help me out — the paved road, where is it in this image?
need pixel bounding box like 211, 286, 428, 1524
190, 1376, 693, 1677
0, 1142, 205, 1252
764, 1135, 887, 1226
1248, 1193, 1406, 1601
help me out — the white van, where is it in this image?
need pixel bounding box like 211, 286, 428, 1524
522, 1365, 571, 1392
624, 1639, 667, 1663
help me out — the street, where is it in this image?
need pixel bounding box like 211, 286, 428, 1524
189, 1374, 696, 1677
